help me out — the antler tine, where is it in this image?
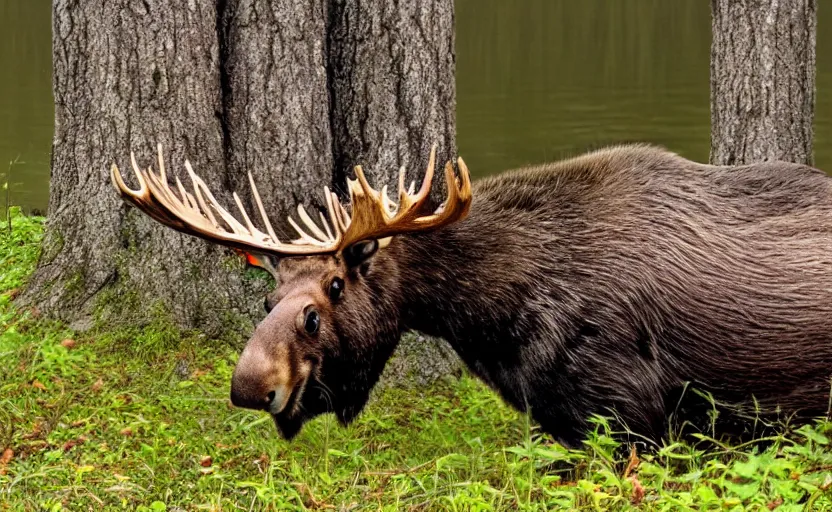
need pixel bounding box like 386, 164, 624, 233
338, 199, 351, 226
394, 144, 435, 217
381, 185, 398, 214
397, 165, 407, 205
232, 191, 262, 238
188, 165, 220, 229
330, 192, 352, 233
288, 216, 328, 246
247, 171, 279, 243
295, 204, 330, 242
415, 143, 437, 202
174, 176, 194, 210
352, 164, 382, 203
319, 210, 334, 240
323, 187, 343, 238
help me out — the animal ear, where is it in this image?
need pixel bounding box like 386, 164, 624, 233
343, 239, 379, 269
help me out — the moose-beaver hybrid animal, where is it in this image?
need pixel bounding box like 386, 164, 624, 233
110, 143, 832, 448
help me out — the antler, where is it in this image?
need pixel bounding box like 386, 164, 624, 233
110, 143, 472, 259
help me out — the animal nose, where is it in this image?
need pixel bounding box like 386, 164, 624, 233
229, 372, 290, 413
229, 380, 272, 411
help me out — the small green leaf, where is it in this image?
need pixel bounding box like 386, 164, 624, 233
695, 485, 719, 503
796, 424, 829, 445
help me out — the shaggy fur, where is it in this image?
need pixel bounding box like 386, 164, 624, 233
234, 144, 832, 448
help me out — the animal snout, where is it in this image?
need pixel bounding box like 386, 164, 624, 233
229, 375, 289, 413
229, 343, 292, 413
229, 375, 268, 411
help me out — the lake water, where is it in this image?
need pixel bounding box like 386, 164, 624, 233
2, 0, 831, 216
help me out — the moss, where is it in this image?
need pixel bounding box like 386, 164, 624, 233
63, 270, 85, 300
37, 225, 63, 265
221, 254, 242, 272
90, 272, 142, 330
119, 214, 140, 254
242, 266, 273, 285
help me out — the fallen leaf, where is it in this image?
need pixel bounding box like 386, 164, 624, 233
767, 497, 784, 510
821, 473, 832, 491
0, 448, 12, 476
60, 339, 76, 349
91, 378, 104, 392
31, 380, 46, 391
63, 436, 88, 452
119, 427, 133, 437
623, 445, 640, 478
200, 455, 212, 467
629, 476, 645, 505
22, 423, 43, 440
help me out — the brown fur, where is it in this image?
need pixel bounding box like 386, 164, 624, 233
230, 144, 832, 447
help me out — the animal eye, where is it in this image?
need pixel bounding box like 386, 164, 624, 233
304, 308, 320, 335
329, 277, 344, 301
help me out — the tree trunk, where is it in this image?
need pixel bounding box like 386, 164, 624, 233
327, 0, 456, 203
327, 0, 461, 383
221, 0, 332, 233
23, 1, 331, 338
709, 0, 817, 166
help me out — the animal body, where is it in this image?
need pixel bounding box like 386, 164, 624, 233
111, 143, 832, 448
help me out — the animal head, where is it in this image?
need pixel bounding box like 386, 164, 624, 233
110, 143, 472, 438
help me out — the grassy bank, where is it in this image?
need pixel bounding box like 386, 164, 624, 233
1, 209, 831, 511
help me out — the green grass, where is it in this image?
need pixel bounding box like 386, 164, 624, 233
1, 208, 831, 511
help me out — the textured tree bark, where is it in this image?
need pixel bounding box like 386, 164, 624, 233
221, 0, 332, 234
710, 0, 817, 165
327, 0, 461, 382
327, 0, 457, 204
22, 0, 330, 337
22, 0, 253, 335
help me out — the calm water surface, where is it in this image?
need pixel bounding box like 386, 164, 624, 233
2, 0, 831, 215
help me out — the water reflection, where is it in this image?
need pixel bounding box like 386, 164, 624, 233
1, 0, 830, 215
0, 1, 53, 216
